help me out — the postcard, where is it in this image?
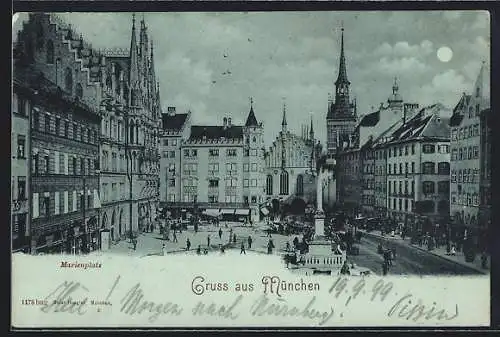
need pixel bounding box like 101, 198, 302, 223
11, 9, 491, 329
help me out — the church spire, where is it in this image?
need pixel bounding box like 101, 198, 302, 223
309, 115, 314, 140
392, 76, 399, 95
281, 98, 288, 133
335, 24, 349, 86
129, 13, 139, 106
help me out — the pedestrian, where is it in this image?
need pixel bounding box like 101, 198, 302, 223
267, 239, 274, 254
240, 242, 246, 255
247, 235, 252, 249
450, 244, 457, 256
133, 238, 137, 251
233, 233, 237, 243
207, 235, 211, 248
382, 261, 389, 276
218, 228, 223, 240
173, 230, 178, 243
196, 245, 201, 255
481, 251, 488, 269
286, 242, 290, 252
161, 243, 166, 256
186, 238, 191, 251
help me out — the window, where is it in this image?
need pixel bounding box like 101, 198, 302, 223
451, 170, 457, 182
473, 169, 479, 183
209, 149, 219, 157
411, 181, 414, 195
243, 179, 249, 187
405, 146, 408, 155
243, 163, 249, 172
451, 129, 458, 141
399, 146, 402, 156
451, 149, 458, 161
251, 163, 257, 172
208, 179, 218, 188
80, 158, 85, 175
280, 171, 289, 195
43, 195, 50, 217
227, 149, 237, 157
251, 149, 258, 156
171, 139, 177, 146
422, 144, 435, 153
17, 177, 26, 200
467, 146, 472, 159
191, 149, 197, 157
437, 162, 450, 175
411, 162, 415, 173
473, 124, 479, 137
422, 181, 435, 194
251, 179, 257, 187
168, 179, 175, 187
44, 114, 51, 133
458, 148, 463, 160
163, 139, 168, 146
473, 146, 479, 159
169, 151, 175, 158
458, 169, 463, 183
32, 110, 39, 130
404, 181, 408, 194
438, 181, 449, 194
208, 163, 219, 172
183, 149, 190, 157
399, 163, 403, 174
266, 175, 273, 195
65, 67, 73, 93
422, 162, 435, 174
17, 135, 26, 158
44, 155, 50, 174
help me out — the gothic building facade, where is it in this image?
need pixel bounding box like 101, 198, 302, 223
264, 104, 320, 210
12, 13, 162, 253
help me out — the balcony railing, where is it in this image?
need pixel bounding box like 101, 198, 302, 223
164, 202, 246, 209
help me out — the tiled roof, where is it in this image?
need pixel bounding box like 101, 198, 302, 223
189, 125, 243, 141
388, 104, 451, 143
161, 113, 188, 131
359, 110, 380, 127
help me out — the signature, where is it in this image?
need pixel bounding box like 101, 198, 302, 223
40, 281, 89, 315
388, 293, 459, 322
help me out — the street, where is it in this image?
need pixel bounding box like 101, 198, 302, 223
348, 234, 483, 276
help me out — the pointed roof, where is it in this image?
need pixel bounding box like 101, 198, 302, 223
128, 13, 139, 91
245, 97, 259, 127
335, 26, 350, 86
309, 115, 314, 136
282, 101, 287, 128
473, 61, 490, 103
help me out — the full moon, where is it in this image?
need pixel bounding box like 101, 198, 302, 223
437, 46, 453, 62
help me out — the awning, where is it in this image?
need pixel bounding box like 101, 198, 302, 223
260, 207, 269, 215
202, 209, 221, 217
220, 209, 234, 215
235, 209, 250, 216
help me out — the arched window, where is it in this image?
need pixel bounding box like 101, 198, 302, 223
129, 120, 135, 144
75, 83, 83, 99
280, 171, 289, 195
266, 175, 273, 195
64, 67, 73, 93
46, 40, 54, 64
296, 175, 304, 196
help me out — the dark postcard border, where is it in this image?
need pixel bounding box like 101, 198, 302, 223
8, 0, 500, 333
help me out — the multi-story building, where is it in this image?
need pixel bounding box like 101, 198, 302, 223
98, 15, 162, 239
385, 104, 452, 234
336, 79, 419, 218
449, 61, 490, 250
159, 107, 191, 217
326, 27, 357, 164
264, 105, 319, 211
165, 102, 264, 222
12, 70, 32, 253
13, 13, 162, 253
14, 13, 102, 254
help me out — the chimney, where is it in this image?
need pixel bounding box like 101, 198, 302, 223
227, 117, 232, 127
223, 117, 228, 128
167, 106, 176, 116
